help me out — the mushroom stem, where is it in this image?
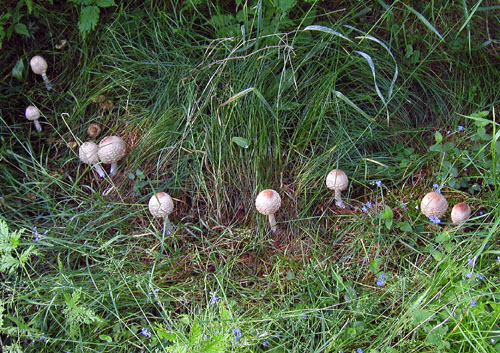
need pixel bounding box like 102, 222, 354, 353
164, 216, 175, 235
33, 119, 42, 133
268, 214, 277, 232
109, 162, 119, 175
334, 190, 345, 208
41, 73, 52, 90
93, 164, 105, 178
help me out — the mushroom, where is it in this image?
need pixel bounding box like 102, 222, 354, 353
451, 202, 471, 224
97, 136, 126, 175
255, 189, 281, 232
420, 191, 448, 219
326, 169, 349, 208
30, 55, 52, 90
25, 105, 42, 132
87, 123, 102, 138
79, 141, 105, 177
148, 192, 175, 234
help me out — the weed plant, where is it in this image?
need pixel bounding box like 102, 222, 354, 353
0, 1, 499, 352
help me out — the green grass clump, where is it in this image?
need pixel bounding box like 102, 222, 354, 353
1, 1, 499, 352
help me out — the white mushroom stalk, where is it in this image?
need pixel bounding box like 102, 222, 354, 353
148, 192, 175, 235
451, 202, 471, 224
30, 56, 52, 90
326, 169, 349, 208
255, 189, 281, 232
25, 105, 42, 132
79, 142, 105, 178
97, 136, 126, 175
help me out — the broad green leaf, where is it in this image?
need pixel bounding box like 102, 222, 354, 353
434, 131, 443, 143
96, 0, 116, 7
285, 270, 295, 280
435, 231, 450, 243
99, 334, 112, 342
12, 59, 24, 81
14, 23, 29, 37
78, 6, 100, 38
396, 221, 412, 232
231, 137, 249, 149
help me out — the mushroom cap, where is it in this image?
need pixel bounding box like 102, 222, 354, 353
420, 192, 448, 218
30, 55, 48, 75
79, 142, 100, 165
326, 169, 348, 191
87, 123, 102, 138
25, 106, 40, 121
148, 192, 174, 218
451, 202, 471, 224
255, 189, 281, 215
97, 136, 126, 164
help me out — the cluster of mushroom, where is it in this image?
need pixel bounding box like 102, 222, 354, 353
421, 191, 471, 224
24, 56, 52, 132
252, 169, 472, 233
79, 135, 126, 177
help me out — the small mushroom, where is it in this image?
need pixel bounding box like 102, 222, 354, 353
420, 192, 448, 219
97, 136, 126, 175
25, 105, 42, 132
326, 169, 349, 208
255, 189, 281, 232
148, 192, 175, 234
451, 202, 471, 224
79, 142, 105, 177
30, 55, 52, 90
87, 123, 102, 138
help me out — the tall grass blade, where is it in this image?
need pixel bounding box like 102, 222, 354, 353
355, 50, 386, 105
304, 25, 353, 43
333, 90, 373, 121
403, 4, 444, 41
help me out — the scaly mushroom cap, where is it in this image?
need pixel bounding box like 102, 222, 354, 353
255, 189, 281, 215
25, 106, 40, 121
148, 192, 174, 218
97, 136, 126, 164
421, 192, 448, 218
451, 202, 471, 224
30, 55, 48, 75
326, 169, 348, 191
79, 142, 100, 165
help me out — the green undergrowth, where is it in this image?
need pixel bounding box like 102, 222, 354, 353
1, 1, 500, 352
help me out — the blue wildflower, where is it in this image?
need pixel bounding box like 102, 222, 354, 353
365, 202, 372, 208
429, 216, 441, 224
470, 300, 477, 307
376, 273, 385, 287
465, 272, 473, 279
141, 328, 151, 337
232, 328, 242, 341
432, 183, 441, 193
374, 180, 382, 187
467, 254, 476, 266
497, 256, 500, 264
415, 205, 419, 210
357, 349, 364, 353
361, 206, 368, 213
262, 341, 270, 347
209, 294, 221, 306
476, 273, 484, 281
458, 125, 465, 131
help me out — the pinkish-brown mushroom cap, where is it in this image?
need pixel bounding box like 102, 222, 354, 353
421, 192, 448, 218
97, 136, 126, 164
30, 55, 48, 75
148, 192, 174, 218
79, 142, 100, 165
255, 189, 281, 215
326, 169, 348, 191
451, 202, 471, 224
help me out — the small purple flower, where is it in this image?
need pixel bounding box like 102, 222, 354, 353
429, 216, 441, 224
374, 180, 382, 187
458, 125, 465, 131
262, 341, 270, 347
357, 349, 364, 353
365, 202, 372, 208
210, 294, 221, 306
476, 273, 484, 281
415, 205, 419, 210
432, 184, 442, 193
447, 130, 451, 135
232, 328, 242, 341
362, 257, 369, 264
497, 256, 500, 264
465, 272, 473, 279
361, 206, 368, 213
141, 328, 151, 337
148, 288, 160, 295
376, 273, 385, 287
467, 254, 476, 266
470, 300, 477, 307
301, 314, 307, 319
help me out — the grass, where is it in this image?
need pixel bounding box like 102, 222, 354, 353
1, 0, 500, 352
